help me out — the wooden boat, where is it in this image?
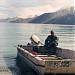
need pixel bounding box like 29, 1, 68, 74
16, 35, 75, 75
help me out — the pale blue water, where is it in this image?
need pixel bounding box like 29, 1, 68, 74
0, 22, 75, 75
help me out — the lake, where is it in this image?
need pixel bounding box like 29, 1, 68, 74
0, 22, 75, 75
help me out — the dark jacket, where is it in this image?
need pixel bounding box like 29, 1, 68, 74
45, 35, 58, 49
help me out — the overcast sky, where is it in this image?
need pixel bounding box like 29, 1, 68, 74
0, 0, 74, 19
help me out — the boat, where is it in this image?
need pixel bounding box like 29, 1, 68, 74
16, 35, 75, 75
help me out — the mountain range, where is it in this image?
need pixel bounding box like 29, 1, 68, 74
0, 17, 35, 23
0, 17, 19, 22
29, 6, 75, 25
0, 6, 75, 25
10, 17, 35, 23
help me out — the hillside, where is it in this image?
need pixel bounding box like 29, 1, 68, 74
45, 14, 75, 25
29, 6, 75, 25
29, 13, 54, 23
10, 18, 34, 23
0, 16, 37, 23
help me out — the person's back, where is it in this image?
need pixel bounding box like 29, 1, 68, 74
44, 30, 58, 55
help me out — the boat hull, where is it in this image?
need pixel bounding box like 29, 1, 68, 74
16, 46, 75, 75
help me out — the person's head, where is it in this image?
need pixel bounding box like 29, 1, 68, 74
51, 30, 54, 36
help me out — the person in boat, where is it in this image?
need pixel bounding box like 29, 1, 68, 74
44, 30, 59, 55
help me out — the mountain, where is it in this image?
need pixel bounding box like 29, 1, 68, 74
0, 17, 19, 22
29, 6, 75, 25
45, 6, 75, 24
10, 17, 35, 23
10, 15, 37, 23
45, 14, 75, 25
29, 13, 54, 23
0, 16, 37, 23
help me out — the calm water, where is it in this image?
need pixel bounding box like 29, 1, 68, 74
0, 22, 75, 75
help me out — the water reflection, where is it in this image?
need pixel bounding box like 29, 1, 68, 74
0, 23, 74, 75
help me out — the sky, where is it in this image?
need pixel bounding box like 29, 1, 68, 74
0, 0, 74, 19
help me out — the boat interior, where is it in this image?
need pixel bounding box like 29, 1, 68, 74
18, 45, 75, 60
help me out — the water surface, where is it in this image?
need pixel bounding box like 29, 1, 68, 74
0, 23, 75, 75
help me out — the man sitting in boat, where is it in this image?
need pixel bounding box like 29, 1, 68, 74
44, 30, 59, 55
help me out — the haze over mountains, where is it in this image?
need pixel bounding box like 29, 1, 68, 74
0, 17, 35, 23
0, 6, 75, 25
0, 17, 19, 22
10, 17, 35, 23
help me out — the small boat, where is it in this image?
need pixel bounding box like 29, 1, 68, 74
16, 35, 75, 75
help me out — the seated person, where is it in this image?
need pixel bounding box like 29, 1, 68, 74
44, 30, 59, 55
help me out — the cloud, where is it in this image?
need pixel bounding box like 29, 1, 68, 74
0, 12, 8, 19
0, 0, 39, 8
0, 6, 19, 18
0, 0, 74, 18
1, 0, 74, 8
16, 5, 58, 18
0, 6, 15, 11
38, 0, 74, 9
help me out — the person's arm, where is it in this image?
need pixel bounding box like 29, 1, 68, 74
48, 36, 59, 47
44, 36, 50, 46
54, 36, 59, 46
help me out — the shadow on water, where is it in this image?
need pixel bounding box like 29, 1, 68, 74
3, 54, 21, 75
3, 55, 75, 75
3, 54, 38, 75
16, 55, 38, 75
